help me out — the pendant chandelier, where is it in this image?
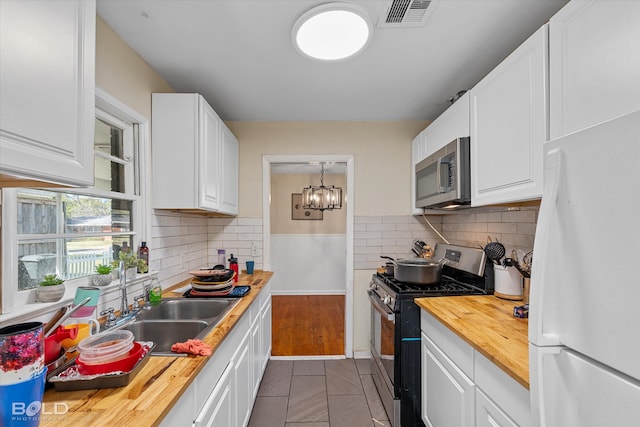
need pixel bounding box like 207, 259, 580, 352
302, 163, 342, 211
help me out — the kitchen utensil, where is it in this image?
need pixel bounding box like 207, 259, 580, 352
484, 241, 505, 265
44, 297, 92, 337
77, 342, 144, 375
383, 261, 395, 275
494, 265, 523, 300
43, 307, 67, 336
0, 322, 44, 385
45, 325, 78, 365
77, 330, 134, 362
380, 256, 443, 285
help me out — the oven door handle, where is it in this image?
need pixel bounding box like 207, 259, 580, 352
368, 290, 395, 323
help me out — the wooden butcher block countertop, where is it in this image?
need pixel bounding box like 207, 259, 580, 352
40, 271, 273, 427
415, 295, 529, 389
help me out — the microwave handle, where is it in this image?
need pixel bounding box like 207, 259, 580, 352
437, 156, 453, 193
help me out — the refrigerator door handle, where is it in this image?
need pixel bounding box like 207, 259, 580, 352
529, 148, 563, 346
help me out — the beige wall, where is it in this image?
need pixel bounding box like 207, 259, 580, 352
96, 17, 174, 119
271, 173, 346, 235
227, 121, 428, 219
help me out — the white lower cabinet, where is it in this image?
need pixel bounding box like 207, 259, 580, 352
159, 286, 271, 427
420, 310, 530, 427
195, 362, 234, 427
233, 330, 252, 427
476, 388, 517, 427
421, 332, 475, 427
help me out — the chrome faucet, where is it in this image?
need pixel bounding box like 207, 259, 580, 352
119, 260, 130, 316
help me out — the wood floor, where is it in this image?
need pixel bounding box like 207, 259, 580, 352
271, 295, 345, 356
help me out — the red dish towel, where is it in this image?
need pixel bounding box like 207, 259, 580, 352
171, 339, 212, 356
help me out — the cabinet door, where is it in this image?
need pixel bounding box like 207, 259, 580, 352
194, 362, 234, 427
470, 25, 548, 206
260, 298, 272, 374
234, 331, 252, 427
199, 99, 222, 210
251, 314, 262, 399
476, 389, 518, 427
0, 0, 95, 186
421, 332, 475, 427
424, 92, 470, 155
219, 124, 239, 215
549, 0, 640, 139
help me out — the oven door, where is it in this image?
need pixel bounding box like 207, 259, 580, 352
369, 289, 399, 425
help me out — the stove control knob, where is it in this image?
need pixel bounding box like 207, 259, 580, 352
383, 295, 392, 305
369, 282, 378, 291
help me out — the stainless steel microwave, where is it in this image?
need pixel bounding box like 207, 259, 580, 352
415, 137, 471, 209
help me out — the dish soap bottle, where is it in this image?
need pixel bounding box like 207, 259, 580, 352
228, 254, 239, 282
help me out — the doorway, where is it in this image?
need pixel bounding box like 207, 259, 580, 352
262, 155, 354, 357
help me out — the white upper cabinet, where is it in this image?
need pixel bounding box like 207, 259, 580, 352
151, 93, 239, 215
0, 0, 96, 187
470, 25, 548, 207
424, 92, 470, 155
549, 0, 640, 139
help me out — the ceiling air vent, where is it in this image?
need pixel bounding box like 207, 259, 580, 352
377, 0, 433, 27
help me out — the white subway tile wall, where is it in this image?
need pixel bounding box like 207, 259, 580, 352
150, 210, 209, 287
149, 207, 536, 283
354, 215, 444, 270
207, 217, 264, 271
441, 207, 539, 251
354, 206, 539, 270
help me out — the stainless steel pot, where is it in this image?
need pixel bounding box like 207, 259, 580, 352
380, 256, 444, 285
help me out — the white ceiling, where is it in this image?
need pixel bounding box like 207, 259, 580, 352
97, 0, 568, 123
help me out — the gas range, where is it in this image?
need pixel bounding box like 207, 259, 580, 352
371, 272, 489, 306
368, 244, 494, 427
370, 244, 494, 312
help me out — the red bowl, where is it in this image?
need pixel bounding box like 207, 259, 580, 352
76, 342, 143, 375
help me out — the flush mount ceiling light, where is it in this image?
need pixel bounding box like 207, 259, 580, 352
302, 163, 343, 211
292, 3, 373, 61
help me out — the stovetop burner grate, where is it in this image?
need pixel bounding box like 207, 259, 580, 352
374, 272, 488, 297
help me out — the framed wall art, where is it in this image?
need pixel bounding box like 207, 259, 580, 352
291, 193, 322, 220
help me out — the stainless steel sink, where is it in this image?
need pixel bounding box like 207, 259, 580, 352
122, 320, 209, 355
137, 298, 237, 321
119, 297, 239, 356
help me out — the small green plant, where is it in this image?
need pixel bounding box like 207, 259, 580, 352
95, 264, 113, 275
40, 274, 65, 286
113, 251, 148, 273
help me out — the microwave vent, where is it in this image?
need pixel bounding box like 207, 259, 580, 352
377, 0, 433, 27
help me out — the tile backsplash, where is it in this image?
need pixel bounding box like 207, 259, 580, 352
150, 206, 538, 280
354, 206, 539, 270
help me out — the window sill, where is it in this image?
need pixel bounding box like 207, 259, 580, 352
0, 271, 158, 325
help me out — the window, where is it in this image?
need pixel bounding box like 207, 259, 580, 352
2, 90, 149, 313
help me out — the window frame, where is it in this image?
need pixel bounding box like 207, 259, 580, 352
1, 88, 150, 315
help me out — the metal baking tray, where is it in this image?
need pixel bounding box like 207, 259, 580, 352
49, 343, 154, 391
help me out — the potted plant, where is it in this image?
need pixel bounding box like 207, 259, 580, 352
93, 264, 114, 286
36, 274, 65, 302
116, 251, 148, 280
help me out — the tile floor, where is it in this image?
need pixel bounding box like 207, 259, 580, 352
248, 359, 390, 427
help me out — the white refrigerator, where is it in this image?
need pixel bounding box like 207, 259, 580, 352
529, 110, 640, 427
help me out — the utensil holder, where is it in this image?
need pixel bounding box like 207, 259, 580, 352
494, 265, 523, 300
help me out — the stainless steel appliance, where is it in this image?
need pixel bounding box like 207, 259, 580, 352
415, 137, 471, 209
369, 244, 494, 426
